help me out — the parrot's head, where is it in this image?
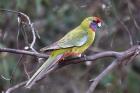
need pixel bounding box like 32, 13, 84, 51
81, 16, 102, 31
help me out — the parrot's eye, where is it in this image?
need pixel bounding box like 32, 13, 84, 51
92, 20, 96, 24
90, 19, 102, 31
92, 20, 101, 28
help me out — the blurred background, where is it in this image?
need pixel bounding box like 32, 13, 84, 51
0, 0, 140, 93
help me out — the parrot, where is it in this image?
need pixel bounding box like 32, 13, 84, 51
25, 16, 102, 88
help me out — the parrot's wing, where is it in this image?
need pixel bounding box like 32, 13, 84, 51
58, 28, 88, 48
40, 42, 60, 52
40, 26, 88, 52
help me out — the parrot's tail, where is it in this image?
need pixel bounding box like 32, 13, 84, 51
25, 54, 63, 88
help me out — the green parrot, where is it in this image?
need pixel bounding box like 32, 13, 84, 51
25, 16, 102, 88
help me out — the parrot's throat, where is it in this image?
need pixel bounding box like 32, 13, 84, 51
89, 22, 96, 32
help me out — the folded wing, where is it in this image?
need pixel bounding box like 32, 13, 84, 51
40, 26, 88, 52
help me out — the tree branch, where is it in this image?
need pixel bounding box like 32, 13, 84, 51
2, 45, 140, 93
0, 48, 48, 58
5, 81, 27, 93
86, 60, 118, 93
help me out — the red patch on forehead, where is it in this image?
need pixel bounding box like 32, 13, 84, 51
96, 19, 100, 23
93, 16, 101, 23
96, 18, 101, 23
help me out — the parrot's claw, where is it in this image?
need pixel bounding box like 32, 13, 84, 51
82, 54, 87, 60
78, 54, 82, 57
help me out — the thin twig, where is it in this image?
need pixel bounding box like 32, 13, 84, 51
111, 0, 134, 46
126, 0, 140, 32
0, 9, 39, 52
5, 81, 27, 93
0, 48, 48, 58
10, 55, 24, 83
86, 60, 118, 93
23, 62, 30, 79
29, 23, 37, 52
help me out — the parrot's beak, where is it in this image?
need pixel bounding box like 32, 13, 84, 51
100, 21, 106, 31
96, 20, 104, 31
97, 22, 102, 28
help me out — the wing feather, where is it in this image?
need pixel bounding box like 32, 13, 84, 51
40, 26, 88, 52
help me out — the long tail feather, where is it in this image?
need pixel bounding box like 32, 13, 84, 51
25, 54, 63, 88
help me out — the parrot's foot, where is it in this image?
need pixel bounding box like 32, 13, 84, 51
82, 54, 87, 60
77, 54, 82, 57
